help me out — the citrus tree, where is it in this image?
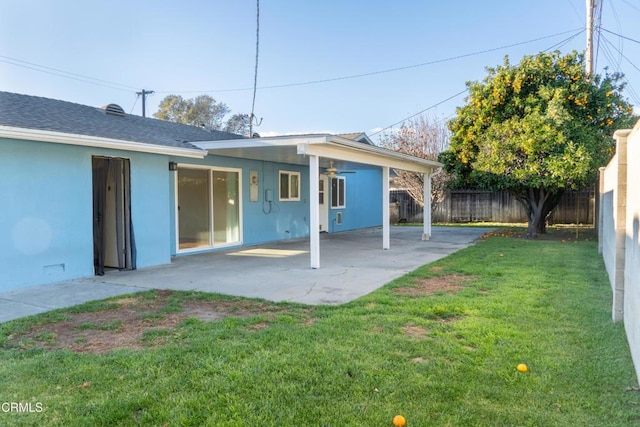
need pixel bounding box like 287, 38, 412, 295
439, 51, 636, 237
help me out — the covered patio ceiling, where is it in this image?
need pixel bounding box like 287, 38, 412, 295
193, 133, 441, 174
193, 133, 443, 269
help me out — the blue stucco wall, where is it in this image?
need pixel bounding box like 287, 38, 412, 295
168, 155, 311, 255
129, 154, 173, 268
328, 168, 383, 233
169, 155, 383, 254
2, 136, 385, 292
1, 137, 172, 291
241, 160, 311, 244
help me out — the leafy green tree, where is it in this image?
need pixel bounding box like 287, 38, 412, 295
439, 51, 636, 237
154, 94, 232, 131
223, 113, 251, 136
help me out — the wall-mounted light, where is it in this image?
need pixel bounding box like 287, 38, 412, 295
169, 162, 178, 171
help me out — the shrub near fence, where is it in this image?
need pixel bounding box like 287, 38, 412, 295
390, 188, 595, 224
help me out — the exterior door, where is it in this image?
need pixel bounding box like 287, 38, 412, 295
92, 156, 135, 275
319, 175, 329, 232
177, 166, 241, 251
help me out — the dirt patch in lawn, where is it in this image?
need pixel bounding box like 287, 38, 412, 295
393, 274, 475, 296
402, 325, 429, 339
4, 290, 282, 354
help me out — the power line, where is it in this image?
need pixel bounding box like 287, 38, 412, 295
601, 34, 640, 74
586, 0, 597, 75
130, 94, 140, 114
595, 0, 605, 70
565, 0, 584, 24
601, 31, 623, 70
602, 0, 623, 70
371, 26, 624, 140
0, 54, 139, 92
370, 89, 469, 137
622, 0, 640, 12
154, 28, 583, 95
599, 34, 640, 105
600, 27, 640, 45
543, 29, 585, 52
599, 28, 640, 104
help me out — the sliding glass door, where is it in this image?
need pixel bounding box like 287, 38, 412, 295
212, 170, 239, 245
177, 166, 241, 251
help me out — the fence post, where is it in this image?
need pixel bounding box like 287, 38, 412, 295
597, 168, 604, 245
612, 130, 630, 323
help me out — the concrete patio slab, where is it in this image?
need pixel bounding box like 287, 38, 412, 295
0, 226, 493, 323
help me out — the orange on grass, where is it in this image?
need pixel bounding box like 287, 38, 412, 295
517, 363, 528, 373
393, 414, 406, 426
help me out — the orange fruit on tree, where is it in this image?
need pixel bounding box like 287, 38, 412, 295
393, 414, 406, 426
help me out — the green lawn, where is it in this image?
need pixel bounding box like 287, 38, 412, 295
1, 229, 638, 426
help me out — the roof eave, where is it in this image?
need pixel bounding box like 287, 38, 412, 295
0, 125, 208, 159
194, 134, 331, 150
325, 135, 442, 172
194, 134, 442, 173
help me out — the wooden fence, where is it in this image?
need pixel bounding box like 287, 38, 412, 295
390, 187, 596, 225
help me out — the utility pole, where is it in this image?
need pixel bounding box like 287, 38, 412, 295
249, 0, 260, 137
136, 89, 154, 117
585, 0, 596, 77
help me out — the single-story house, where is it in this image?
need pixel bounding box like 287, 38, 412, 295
0, 91, 441, 292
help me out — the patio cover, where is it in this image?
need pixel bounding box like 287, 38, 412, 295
194, 134, 442, 268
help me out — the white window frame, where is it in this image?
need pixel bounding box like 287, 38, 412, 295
279, 170, 301, 201
331, 176, 346, 209
175, 164, 243, 254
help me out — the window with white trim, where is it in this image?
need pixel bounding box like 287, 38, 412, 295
279, 170, 301, 201
331, 176, 346, 208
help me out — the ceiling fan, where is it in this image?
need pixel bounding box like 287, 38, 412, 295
324, 161, 356, 178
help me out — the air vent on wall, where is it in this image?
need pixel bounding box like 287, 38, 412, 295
104, 103, 125, 117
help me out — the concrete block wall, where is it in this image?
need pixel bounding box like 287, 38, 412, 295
599, 120, 640, 381
623, 122, 640, 382
600, 154, 620, 318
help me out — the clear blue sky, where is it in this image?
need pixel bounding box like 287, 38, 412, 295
1, 0, 639, 142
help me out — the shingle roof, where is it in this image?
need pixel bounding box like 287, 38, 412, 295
337, 132, 373, 145
338, 132, 364, 140
0, 91, 244, 150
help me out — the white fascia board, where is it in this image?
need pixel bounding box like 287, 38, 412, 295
330, 135, 442, 168
195, 135, 331, 151
0, 126, 207, 159
298, 138, 442, 174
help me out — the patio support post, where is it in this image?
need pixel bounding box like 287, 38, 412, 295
422, 172, 431, 240
309, 154, 320, 268
382, 166, 390, 249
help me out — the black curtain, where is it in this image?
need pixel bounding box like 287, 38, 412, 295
93, 157, 136, 275
92, 158, 109, 276
122, 159, 136, 270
